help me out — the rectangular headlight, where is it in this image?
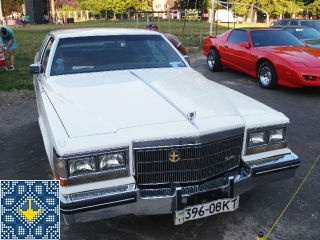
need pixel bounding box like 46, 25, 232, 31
248, 131, 268, 147
69, 157, 96, 177
99, 152, 126, 171
269, 128, 286, 143
53, 147, 129, 185
246, 126, 288, 155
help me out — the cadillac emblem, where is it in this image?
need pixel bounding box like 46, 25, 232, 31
169, 149, 181, 163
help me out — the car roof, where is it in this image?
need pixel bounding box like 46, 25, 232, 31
276, 25, 313, 29
274, 19, 320, 24
235, 27, 283, 32
49, 28, 159, 38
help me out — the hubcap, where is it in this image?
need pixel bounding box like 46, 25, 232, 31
208, 55, 215, 68
259, 66, 271, 85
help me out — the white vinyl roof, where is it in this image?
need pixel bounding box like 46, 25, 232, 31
49, 27, 159, 38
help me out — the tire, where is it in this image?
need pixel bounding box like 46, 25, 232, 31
257, 61, 278, 89
207, 48, 222, 72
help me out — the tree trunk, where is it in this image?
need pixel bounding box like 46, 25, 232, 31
50, 0, 55, 19
0, 0, 3, 20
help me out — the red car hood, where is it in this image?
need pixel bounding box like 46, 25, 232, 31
266, 46, 320, 67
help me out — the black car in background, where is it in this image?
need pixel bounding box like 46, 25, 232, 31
273, 19, 320, 32
273, 25, 320, 48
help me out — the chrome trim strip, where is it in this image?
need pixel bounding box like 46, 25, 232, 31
244, 152, 300, 176
253, 164, 300, 176
133, 128, 244, 149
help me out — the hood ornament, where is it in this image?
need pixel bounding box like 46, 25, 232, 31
187, 111, 196, 121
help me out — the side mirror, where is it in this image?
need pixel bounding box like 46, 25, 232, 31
240, 42, 250, 48
29, 63, 44, 74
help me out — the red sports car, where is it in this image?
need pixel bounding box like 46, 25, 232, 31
203, 28, 320, 88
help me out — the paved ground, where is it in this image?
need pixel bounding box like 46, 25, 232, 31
0, 56, 319, 240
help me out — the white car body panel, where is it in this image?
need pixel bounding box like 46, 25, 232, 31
42, 67, 288, 156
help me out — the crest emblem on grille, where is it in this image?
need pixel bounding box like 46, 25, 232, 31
169, 150, 181, 163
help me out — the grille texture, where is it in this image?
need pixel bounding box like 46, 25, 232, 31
134, 131, 243, 186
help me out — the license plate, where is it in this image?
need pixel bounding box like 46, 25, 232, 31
174, 196, 239, 225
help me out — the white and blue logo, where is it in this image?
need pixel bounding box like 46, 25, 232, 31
1, 181, 60, 239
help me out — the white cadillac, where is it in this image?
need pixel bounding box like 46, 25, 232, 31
30, 28, 299, 225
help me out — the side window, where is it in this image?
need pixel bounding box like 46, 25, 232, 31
290, 20, 299, 25
41, 38, 54, 72
227, 30, 248, 44
300, 21, 310, 27
281, 19, 290, 25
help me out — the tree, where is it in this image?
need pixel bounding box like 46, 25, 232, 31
78, 0, 148, 13
307, 0, 320, 16
0, 0, 3, 19
1, 0, 23, 16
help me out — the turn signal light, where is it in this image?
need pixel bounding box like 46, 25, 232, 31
303, 75, 316, 81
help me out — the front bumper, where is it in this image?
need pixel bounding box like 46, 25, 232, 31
61, 152, 299, 224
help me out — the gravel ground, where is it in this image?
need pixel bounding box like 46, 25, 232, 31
0, 90, 37, 134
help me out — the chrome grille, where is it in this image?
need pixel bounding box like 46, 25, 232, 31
134, 129, 244, 186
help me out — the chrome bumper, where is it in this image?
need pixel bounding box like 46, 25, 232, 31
61, 152, 299, 225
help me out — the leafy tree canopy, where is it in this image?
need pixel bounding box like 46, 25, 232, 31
0, 0, 318, 18
1, 0, 24, 16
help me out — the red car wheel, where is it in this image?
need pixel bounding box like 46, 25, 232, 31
257, 61, 278, 89
207, 48, 222, 72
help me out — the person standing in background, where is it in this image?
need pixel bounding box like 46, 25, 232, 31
146, 23, 188, 56
0, 26, 16, 70
20, 13, 27, 27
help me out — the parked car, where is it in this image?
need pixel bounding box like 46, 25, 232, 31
275, 25, 320, 48
299, 19, 320, 32
272, 18, 301, 26
203, 28, 320, 88
273, 19, 320, 32
30, 28, 299, 225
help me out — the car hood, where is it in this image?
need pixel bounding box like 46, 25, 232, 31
268, 46, 320, 67
44, 68, 279, 138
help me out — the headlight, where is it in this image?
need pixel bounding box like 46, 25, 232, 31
246, 126, 288, 154
54, 148, 129, 186
99, 153, 126, 170
69, 157, 96, 176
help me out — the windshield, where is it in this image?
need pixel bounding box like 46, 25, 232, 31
300, 20, 320, 31
51, 35, 186, 76
285, 27, 320, 40
250, 30, 305, 47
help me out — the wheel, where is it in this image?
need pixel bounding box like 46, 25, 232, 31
257, 61, 278, 89
207, 48, 222, 72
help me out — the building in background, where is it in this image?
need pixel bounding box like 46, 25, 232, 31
24, 0, 48, 24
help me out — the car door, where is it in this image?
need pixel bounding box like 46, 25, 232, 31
33, 35, 55, 160
220, 29, 253, 74
33, 35, 52, 108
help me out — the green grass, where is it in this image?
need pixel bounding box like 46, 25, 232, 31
0, 20, 267, 91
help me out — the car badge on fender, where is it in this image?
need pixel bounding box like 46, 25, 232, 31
169, 150, 181, 163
